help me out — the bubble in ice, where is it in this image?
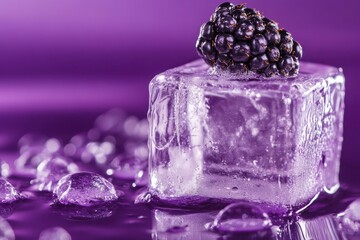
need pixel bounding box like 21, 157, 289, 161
33, 156, 79, 192
0, 217, 15, 240
0, 178, 20, 204
54, 172, 120, 206
39, 227, 71, 240
210, 202, 272, 234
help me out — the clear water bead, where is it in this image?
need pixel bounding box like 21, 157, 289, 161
54, 172, 119, 206
39, 227, 71, 240
34, 156, 79, 191
0, 178, 20, 204
211, 202, 272, 233
0, 217, 15, 240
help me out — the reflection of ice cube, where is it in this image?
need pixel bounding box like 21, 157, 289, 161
153, 209, 217, 240
148, 60, 345, 212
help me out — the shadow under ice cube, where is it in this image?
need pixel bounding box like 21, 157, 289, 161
148, 60, 345, 213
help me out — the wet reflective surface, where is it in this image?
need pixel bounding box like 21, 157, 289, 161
0, 109, 358, 240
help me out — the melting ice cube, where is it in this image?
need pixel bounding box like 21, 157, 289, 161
53, 172, 120, 206
148, 60, 345, 212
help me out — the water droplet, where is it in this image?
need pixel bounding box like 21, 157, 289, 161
33, 156, 79, 191
0, 217, 15, 240
0, 178, 20, 204
54, 172, 120, 206
211, 202, 272, 234
39, 227, 71, 240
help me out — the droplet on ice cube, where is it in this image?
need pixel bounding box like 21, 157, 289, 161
210, 202, 272, 233
0, 178, 20, 204
39, 227, 71, 240
33, 156, 79, 191
54, 172, 120, 206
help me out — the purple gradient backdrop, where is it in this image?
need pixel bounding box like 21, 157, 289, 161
0, 0, 359, 188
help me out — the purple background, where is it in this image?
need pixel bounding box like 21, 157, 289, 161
0, 0, 359, 188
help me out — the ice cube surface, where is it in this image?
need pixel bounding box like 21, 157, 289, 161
54, 172, 119, 206
148, 59, 345, 212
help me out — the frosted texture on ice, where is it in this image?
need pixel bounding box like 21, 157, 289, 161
0, 178, 20, 204
54, 172, 118, 206
148, 60, 345, 210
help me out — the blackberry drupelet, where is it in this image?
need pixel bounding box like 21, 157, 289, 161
196, 2, 303, 77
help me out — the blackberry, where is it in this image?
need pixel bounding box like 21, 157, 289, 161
264, 63, 279, 77
200, 22, 216, 40
231, 42, 251, 62
196, 2, 303, 77
250, 54, 269, 71
215, 34, 235, 53
217, 15, 237, 33
235, 20, 255, 40
251, 34, 268, 55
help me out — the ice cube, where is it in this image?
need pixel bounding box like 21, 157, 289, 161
33, 156, 79, 191
148, 60, 345, 213
0, 178, 20, 204
39, 227, 71, 240
53, 172, 120, 206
